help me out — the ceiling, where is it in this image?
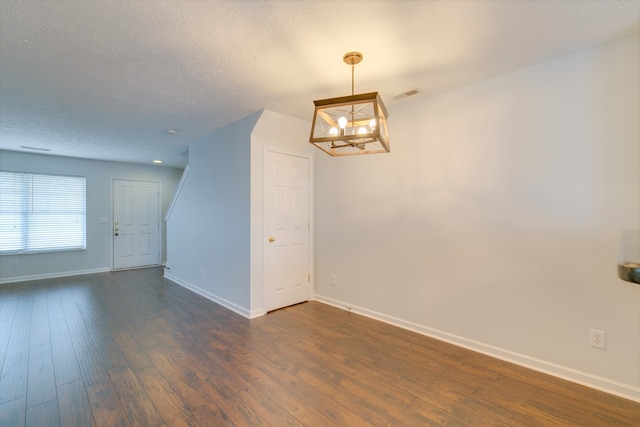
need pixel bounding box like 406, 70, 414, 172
1, 0, 639, 168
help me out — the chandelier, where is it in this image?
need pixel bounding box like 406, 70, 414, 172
309, 52, 390, 156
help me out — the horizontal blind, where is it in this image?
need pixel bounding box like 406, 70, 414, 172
0, 171, 86, 253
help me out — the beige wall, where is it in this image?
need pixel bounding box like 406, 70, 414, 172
314, 34, 640, 400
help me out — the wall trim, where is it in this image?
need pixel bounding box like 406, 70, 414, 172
164, 272, 253, 319
249, 307, 267, 319
0, 267, 111, 285
314, 294, 640, 403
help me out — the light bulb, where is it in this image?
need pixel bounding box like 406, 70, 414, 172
329, 127, 338, 137
338, 116, 348, 129
369, 118, 376, 130
358, 127, 367, 135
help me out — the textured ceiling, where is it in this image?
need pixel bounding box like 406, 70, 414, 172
1, 0, 639, 168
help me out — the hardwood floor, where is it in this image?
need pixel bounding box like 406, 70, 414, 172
0, 268, 638, 426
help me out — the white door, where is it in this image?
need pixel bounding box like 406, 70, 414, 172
113, 179, 160, 270
265, 151, 311, 311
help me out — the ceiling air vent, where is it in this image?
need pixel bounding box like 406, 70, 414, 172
393, 89, 419, 101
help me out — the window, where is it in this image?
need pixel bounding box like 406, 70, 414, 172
0, 171, 86, 254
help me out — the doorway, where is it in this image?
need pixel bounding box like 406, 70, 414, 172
113, 179, 160, 270
264, 150, 311, 311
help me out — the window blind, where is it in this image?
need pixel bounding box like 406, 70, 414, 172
0, 171, 86, 253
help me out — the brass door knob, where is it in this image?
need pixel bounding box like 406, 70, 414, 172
268, 236, 275, 243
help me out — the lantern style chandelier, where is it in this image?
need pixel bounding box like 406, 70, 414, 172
309, 51, 390, 156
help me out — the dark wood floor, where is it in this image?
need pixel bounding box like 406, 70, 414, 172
0, 268, 638, 426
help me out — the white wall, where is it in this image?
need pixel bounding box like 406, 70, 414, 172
166, 112, 259, 316
314, 34, 640, 400
0, 150, 183, 283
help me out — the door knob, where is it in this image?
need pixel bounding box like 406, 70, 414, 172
268, 236, 275, 243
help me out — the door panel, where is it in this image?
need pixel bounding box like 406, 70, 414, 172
113, 180, 160, 270
265, 151, 310, 311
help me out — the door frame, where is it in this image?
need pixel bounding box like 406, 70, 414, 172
262, 146, 314, 313
110, 178, 162, 271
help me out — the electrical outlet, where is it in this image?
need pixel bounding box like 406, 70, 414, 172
10, 260, 18, 267
197, 266, 205, 276
330, 274, 337, 286
589, 329, 606, 350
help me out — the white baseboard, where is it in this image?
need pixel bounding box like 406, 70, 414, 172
314, 294, 640, 403
249, 308, 267, 318
163, 272, 256, 319
0, 267, 111, 285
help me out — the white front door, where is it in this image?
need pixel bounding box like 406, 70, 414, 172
264, 151, 311, 311
113, 179, 160, 270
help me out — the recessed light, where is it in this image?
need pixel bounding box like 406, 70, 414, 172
165, 129, 178, 135
152, 160, 163, 164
